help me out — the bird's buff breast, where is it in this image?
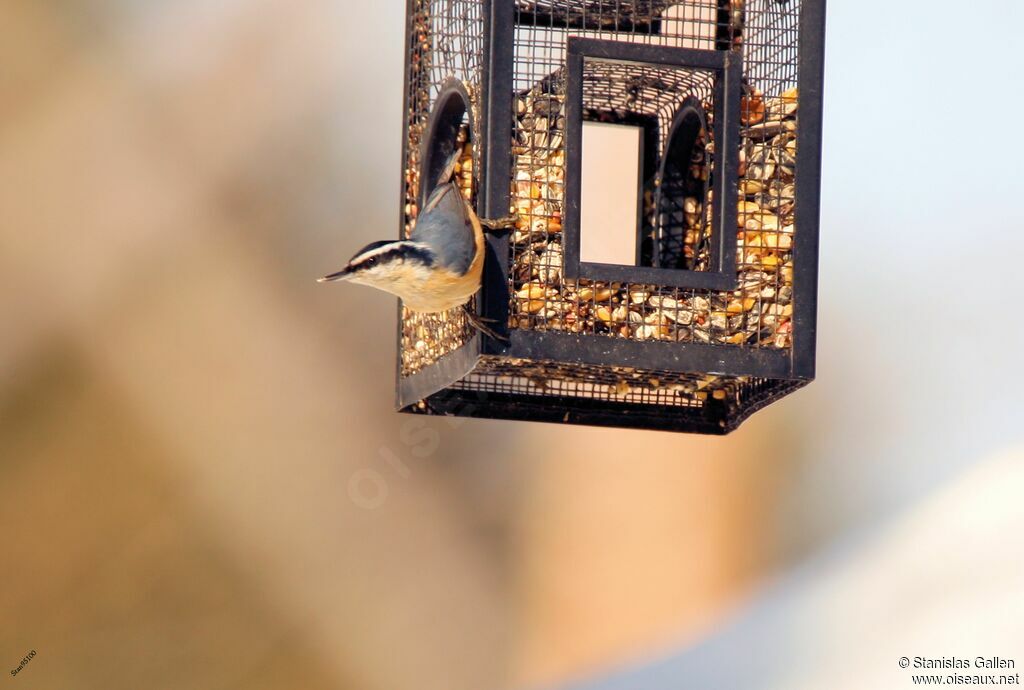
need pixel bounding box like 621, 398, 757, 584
401, 203, 486, 314
400, 259, 482, 313
342, 203, 485, 312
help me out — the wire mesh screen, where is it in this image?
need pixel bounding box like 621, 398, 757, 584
400, 0, 485, 376
508, 0, 799, 350
744, 0, 800, 91
456, 357, 730, 407
514, 1, 722, 41
440, 356, 805, 432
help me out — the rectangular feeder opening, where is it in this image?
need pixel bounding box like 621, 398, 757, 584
580, 121, 644, 266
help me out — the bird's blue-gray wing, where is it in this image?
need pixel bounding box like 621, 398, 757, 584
411, 183, 475, 275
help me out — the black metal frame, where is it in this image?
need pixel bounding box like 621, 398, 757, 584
791, 0, 826, 382
562, 37, 743, 291
395, 0, 827, 434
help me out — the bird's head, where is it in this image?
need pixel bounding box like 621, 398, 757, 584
318, 240, 435, 296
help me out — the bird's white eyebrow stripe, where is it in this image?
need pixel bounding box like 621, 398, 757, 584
356, 245, 397, 262
351, 242, 434, 268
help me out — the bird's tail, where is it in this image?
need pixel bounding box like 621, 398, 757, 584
438, 146, 462, 186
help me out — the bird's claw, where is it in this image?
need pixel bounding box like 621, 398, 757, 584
462, 304, 510, 344
480, 215, 518, 234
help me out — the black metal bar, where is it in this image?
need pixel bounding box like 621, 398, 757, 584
562, 46, 585, 281
395, 0, 416, 411
634, 116, 648, 268
577, 261, 737, 291
480, 0, 515, 335
504, 329, 795, 379
569, 37, 729, 70
397, 0, 415, 242
792, 0, 826, 380
714, 49, 743, 286
634, 113, 661, 268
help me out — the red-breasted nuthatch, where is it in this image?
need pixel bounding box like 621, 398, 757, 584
319, 152, 514, 341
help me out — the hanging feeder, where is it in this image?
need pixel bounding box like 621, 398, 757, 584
396, 0, 826, 434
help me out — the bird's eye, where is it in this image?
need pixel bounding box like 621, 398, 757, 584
365, 257, 377, 267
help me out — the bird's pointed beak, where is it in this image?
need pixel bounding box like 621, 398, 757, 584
317, 266, 353, 283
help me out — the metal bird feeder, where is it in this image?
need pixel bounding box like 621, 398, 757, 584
397, 0, 825, 434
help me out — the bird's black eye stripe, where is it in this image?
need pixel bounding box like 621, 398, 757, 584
353, 244, 433, 272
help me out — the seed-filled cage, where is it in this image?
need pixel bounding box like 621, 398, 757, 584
397, 0, 825, 434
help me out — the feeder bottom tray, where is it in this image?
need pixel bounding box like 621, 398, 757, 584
405, 355, 806, 434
